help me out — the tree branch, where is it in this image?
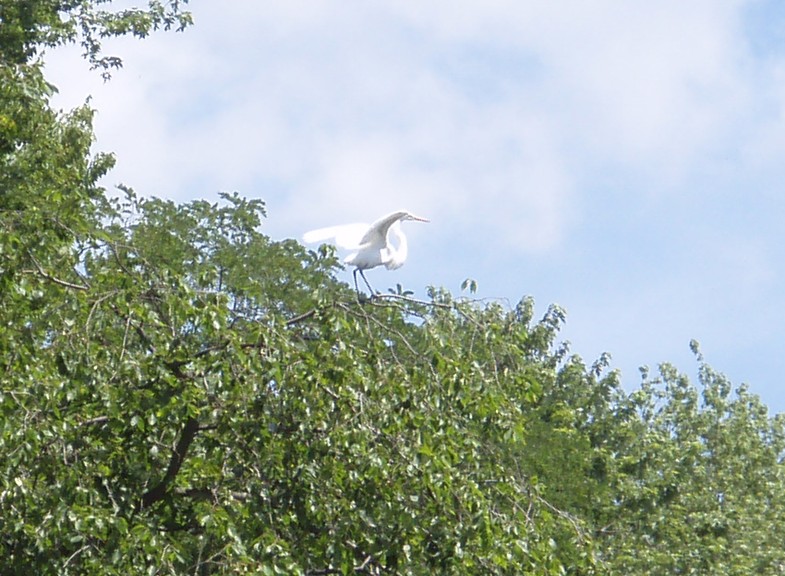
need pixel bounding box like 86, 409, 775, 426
369, 293, 482, 327
286, 308, 316, 326
79, 415, 110, 428
140, 417, 200, 509
25, 253, 90, 291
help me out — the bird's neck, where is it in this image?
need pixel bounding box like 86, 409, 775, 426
385, 222, 407, 270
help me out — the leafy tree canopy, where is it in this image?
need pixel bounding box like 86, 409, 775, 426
0, 0, 191, 70
3, 2, 785, 574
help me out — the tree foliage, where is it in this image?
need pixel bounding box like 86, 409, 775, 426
3, 3, 785, 574
0, 0, 191, 72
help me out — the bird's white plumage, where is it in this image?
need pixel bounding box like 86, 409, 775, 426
303, 210, 429, 295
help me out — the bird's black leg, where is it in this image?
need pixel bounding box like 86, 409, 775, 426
353, 268, 362, 298
358, 269, 377, 296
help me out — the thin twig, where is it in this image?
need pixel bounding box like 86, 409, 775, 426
119, 313, 132, 362
85, 290, 120, 335
110, 303, 156, 355
371, 292, 450, 308
63, 544, 92, 569
337, 302, 421, 358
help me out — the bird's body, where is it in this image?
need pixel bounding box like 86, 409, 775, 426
303, 210, 429, 295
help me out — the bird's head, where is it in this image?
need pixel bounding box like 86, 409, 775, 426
400, 211, 429, 223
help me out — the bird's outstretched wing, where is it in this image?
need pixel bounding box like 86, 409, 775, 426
303, 223, 370, 249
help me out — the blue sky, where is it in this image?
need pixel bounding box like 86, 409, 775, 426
48, 1, 785, 412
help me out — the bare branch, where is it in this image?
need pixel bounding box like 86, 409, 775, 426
79, 415, 110, 428
286, 308, 316, 326
25, 253, 90, 291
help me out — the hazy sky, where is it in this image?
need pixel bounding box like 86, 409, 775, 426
47, 1, 785, 412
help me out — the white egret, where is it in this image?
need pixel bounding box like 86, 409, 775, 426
303, 210, 429, 296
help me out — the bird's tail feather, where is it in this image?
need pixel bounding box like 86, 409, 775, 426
302, 223, 370, 249
302, 226, 339, 244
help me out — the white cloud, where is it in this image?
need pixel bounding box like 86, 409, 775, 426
51, 3, 743, 232
44, 0, 779, 258
48, 1, 582, 251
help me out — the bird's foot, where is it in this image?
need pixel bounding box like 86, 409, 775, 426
356, 291, 381, 303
